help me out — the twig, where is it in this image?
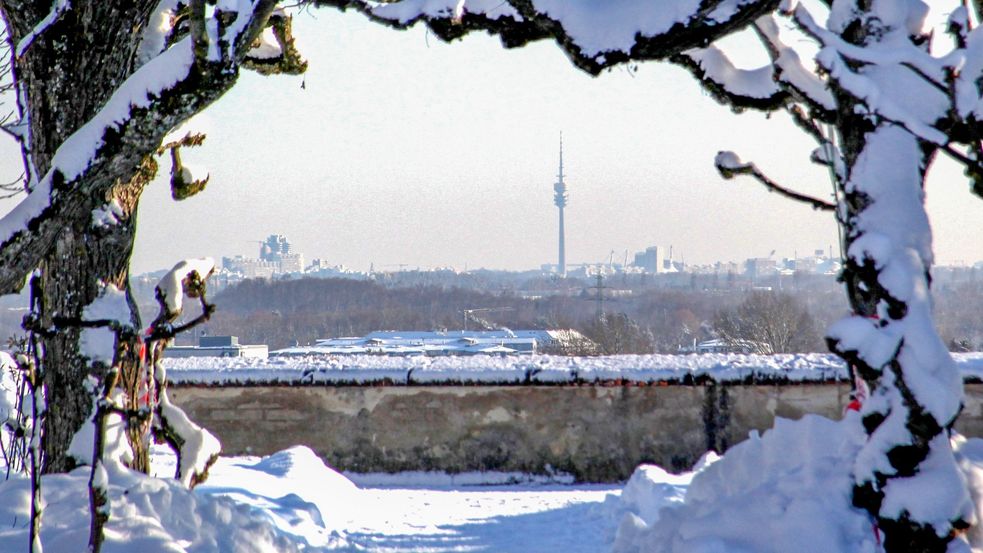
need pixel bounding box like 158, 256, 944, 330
715, 153, 836, 211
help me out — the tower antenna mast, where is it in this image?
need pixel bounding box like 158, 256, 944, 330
553, 132, 568, 277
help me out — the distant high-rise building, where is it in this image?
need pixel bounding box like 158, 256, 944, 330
224, 234, 304, 277
553, 134, 568, 277
633, 246, 669, 274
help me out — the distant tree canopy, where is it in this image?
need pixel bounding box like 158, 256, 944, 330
713, 291, 822, 353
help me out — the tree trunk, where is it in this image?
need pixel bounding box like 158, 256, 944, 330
830, 115, 969, 551
0, 0, 275, 472
40, 167, 150, 472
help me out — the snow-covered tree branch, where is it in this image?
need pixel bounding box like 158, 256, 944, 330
316, 0, 783, 75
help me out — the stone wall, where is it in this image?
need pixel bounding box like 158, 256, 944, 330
168, 383, 983, 482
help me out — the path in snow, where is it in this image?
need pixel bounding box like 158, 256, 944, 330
338, 483, 621, 553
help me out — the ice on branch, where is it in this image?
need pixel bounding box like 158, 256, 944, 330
138, 0, 181, 64
156, 258, 215, 316
753, 16, 834, 111
15, 0, 70, 57
0, 38, 195, 247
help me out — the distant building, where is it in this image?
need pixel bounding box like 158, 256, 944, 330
272, 329, 594, 357
222, 255, 276, 279
165, 335, 269, 359
745, 258, 778, 280
633, 246, 673, 274
223, 234, 305, 278
680, 338, 773, 355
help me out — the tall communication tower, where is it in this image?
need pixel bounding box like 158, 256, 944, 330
553, 133, 568, 277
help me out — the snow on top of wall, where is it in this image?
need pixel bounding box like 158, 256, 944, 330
161, 352, 983, 386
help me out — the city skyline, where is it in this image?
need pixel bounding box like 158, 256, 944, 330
2, 8, 981, 275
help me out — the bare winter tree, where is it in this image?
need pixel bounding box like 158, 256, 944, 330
714, 291, 820, 353
0, 0, 306, 474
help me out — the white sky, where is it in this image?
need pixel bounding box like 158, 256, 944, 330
5, 7, 983, 274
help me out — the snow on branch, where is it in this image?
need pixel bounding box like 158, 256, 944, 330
673, 46, 787, 112
0, 1, 282, 296
157, 388, 221, 487
160, 133, 210, 200
155, 257, 215, 319
752, 15, 834, 115
243, 10, 308, 75
15, 0, 70, 58
714, 150, 835, 211
318, 0, 783, 75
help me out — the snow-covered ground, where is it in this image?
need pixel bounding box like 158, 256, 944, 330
4, 414, 983, 552
0, 445, 624, 552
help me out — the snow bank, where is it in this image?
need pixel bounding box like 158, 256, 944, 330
190, 446, 359, 547
162, 352, 983, 386
0, 446, 354, 552
613, 414, 877, 553
612, 414, 983, 553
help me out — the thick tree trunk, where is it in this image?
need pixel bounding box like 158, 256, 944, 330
0, 0, 275, 473
40, 169, 149, 472
830, 117, 969, 552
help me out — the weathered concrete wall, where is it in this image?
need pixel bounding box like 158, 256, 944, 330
168, 383, 983, 482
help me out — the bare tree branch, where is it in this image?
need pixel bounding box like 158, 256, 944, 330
315, 0, 782, 76
714, 151, 836, 211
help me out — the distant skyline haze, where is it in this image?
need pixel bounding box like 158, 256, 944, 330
2, 8, 980, 275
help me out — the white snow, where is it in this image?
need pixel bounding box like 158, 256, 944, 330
162, 352, 862, 385
137, 0, 180, 64
0, 443, 618, 553
614, 414, 874, 553
90, 199, 124, 228
67, 386, 133, 468
714, 150, 747, 172
530, 0, 702, 58
159, 390, 221, 488
0, 352, 23, 450
179, 163, 208, 185
5, 415, 983, 552
0, 36, 196, 249
15, 0, 70, 58
370, 0, 520, 25
79, 283, 131, 366
247, 27, 283, 59
685, 47, 780, 99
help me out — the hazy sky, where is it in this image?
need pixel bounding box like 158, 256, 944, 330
4, 8, 983, 274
